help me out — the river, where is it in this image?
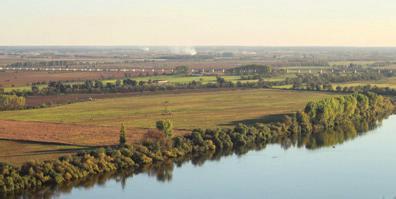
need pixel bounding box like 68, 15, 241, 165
15, 115, 396, 199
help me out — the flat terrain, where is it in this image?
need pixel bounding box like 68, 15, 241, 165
0, 140, 86, 166
0, 71, 128, 87
2, 74, 287, 92
0, 120, 163, 146
0, 89, 334, 147
334, 76, 396, 89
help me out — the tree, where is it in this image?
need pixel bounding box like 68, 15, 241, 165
123, 79, 137, 87
156, 120, 173, 138
174, 66, 189, 75
119, 124, 126, 146
94, 80, 103, 89
31, 85, 40, 94
296, 111, 312, 134
216, 76, 226, 86
115, 80, 121, 87
0, 95, 26, 111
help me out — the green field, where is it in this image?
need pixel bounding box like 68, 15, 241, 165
334, 76, 396, 89
0, 89, 334, 130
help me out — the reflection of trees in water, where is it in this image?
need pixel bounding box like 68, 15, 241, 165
144, 160, 174, 182
7, 170, 135, 199
279, 119, 379, 150
13, 118, 386, 198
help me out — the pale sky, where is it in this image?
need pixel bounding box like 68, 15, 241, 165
1, 0, 396, 46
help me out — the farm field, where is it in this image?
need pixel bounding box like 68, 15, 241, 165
334, 76, 396, 89
0, 71, 128, 87
2, 74, 290, 92
0, 89, 334, 147
0, 140, 86, 166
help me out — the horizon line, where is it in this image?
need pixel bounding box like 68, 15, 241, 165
1, 45, 396, 48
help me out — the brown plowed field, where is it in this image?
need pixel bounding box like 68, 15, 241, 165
0, 120, 187, 146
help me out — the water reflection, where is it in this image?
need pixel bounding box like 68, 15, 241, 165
278, 119, 380, 150
5, 118, 386, 199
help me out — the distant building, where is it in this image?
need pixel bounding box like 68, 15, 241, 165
153, 80, 168, 84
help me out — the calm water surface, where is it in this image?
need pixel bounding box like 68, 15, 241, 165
39, 116, 396, 199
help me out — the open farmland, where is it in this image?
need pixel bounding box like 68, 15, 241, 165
334, 76, 396, 89
2, 74, 289, 92
0, 89, 334, 146
0, 71, 129, 87
0, 140, 86, 166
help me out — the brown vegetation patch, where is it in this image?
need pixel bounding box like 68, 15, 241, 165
0, 120, 187, 146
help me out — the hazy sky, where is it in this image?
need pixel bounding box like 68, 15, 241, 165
1, 0, 395, 46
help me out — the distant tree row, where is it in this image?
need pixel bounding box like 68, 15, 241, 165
7, 61, 73, 68
227, 64, 277, 76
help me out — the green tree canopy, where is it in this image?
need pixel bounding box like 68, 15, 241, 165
156, 120, 173, 138
119, 124, 126, 146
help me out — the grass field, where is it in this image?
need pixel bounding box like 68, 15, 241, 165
0, 88, 335, 165
0, 89, 333, 130
0, 71, 128, 87
0, 140, 86, 166
334, 76, 396, 89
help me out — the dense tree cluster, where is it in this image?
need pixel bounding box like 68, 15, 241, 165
173, 66, 189, 75
227, 65, 276, 76
6, 77, 241, 97
339, 85, 396, 96
289, 81, 396, 97
301, 93, 394, 131
0, 95, 26, 111
288, 72, 386, 90
7, 61, 73, 68
0, 93, 393, 193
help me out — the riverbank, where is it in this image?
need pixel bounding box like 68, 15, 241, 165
0, 92, 393, 194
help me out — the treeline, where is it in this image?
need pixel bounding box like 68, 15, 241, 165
0, 95, 26, 111
290, 82, 396, 97
8, 77, 256, 96
286, 72, 387, 88
227, 64, 283, 76
339, 85, 396, 96
7, 61, 74, 68
302, 93, 393, 130
0, 93, 393, 193
4, 69, 392, 97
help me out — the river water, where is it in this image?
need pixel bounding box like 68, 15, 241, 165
22, 115, 396, 199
